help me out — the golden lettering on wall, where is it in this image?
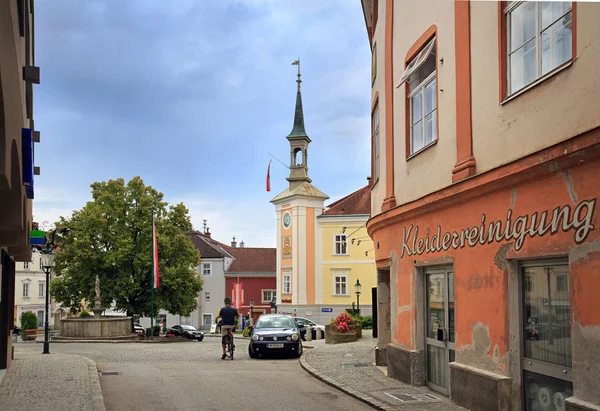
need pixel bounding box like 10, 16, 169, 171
282, 236, 292, 259
399, 199, 597, 258
281, 298, 292, 303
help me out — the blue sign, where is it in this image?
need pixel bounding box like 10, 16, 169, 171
321, 308, 333, 313
22, 128, 34, 199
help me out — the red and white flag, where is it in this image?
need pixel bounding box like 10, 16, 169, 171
266, 159, 271, 192
152, 214, 160, 289
233, 283, 243, 310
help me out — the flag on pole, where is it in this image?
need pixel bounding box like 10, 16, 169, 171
292, 60, 299, 65
233, 283, 243, 310
152, 214, 160, 288
266, 159, 272, 192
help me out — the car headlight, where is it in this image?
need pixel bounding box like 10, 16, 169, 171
292, 333, 299, 341
259, 336, 264, 341
252, 335, 259, 341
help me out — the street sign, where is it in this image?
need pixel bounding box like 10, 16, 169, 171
321, 308, 333, 313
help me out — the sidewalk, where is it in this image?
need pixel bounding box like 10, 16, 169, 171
300, 330, 466, 411
0, 350, 106, 411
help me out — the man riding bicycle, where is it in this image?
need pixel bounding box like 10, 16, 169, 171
216, 297, 239, 359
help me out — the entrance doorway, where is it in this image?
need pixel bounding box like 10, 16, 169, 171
424, 267, 455, 394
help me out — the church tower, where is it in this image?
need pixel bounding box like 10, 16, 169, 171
271, 61, 328, 312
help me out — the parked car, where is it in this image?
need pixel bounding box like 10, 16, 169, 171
167, 324, 204, 341
133, 323, 144, 335
294, 317, 325, 340
248, 314, 302, 359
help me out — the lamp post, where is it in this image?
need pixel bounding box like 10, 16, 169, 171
355, 279, 362, 314
249, 298, 254, 325
40, 247, 55, 354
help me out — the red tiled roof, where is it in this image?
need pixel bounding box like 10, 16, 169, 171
322, 185, 371, 216
223, 246, 276, 274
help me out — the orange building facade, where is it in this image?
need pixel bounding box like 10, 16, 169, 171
361, 1, 600, 410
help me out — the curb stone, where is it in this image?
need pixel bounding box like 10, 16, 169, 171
83, 357, 107, 411
299, 351, 398, 411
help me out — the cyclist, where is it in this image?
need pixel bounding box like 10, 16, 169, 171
216, 297, 239, 359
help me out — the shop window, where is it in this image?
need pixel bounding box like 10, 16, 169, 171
505, 1, 573, 96
522, 261, 572, 410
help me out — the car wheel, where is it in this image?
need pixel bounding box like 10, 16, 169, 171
248, 344, 258, 359
294, 342, 303, 358
198, 336, 204, 342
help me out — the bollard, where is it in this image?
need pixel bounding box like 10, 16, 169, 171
306, 326, 313, 341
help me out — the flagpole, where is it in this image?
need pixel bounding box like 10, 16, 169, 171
151, 211, 155, 329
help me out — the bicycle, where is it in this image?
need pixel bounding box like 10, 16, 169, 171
222, 328, 235, 360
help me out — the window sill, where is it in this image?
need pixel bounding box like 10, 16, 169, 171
332, 254, 350, 257
407, 139, 438, 161
502, 60, 573, 105
333, 294, 350, 297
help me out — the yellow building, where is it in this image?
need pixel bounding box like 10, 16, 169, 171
318, 186, 375, 314
271, 63, 376, 324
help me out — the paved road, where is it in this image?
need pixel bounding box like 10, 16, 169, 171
15, 338, 373, 411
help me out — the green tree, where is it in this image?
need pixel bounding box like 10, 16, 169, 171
51, 176, 202, 318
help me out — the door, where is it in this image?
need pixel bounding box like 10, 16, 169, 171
425, 267, 455, 394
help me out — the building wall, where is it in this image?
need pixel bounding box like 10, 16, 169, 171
225, 276, 276, 318
470, 2, 600, 175
196, 257, 225, 329
318, 215, 376, 308
389, 0, 457, 208
0, 0, 37, 374
365, 1, 600, 409
369, 0, 387, 214
14, 252, 51, 327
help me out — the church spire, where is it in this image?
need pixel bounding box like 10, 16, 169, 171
287, 59, 307, 138
286, 58, 312, 186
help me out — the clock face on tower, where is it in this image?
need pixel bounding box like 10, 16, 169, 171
282, 211, 291, 229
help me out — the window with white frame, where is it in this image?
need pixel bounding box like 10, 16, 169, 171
282, 273, 291, 294
23, 283, 29, 297
262, 290, 276, 303
203, 314, 212, 326
333, 273, 349, 296
334, 234, 348, 255
204, 291, 210, 301
201, 262, 212, 276
39, 282, 45, 297
398, 37, 437, 155
507, 1, 572, 94
24, 262, 29, 270
372, 103, 380, 183
39, 257, 43, 270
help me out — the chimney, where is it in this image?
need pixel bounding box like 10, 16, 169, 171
240, 241, 245, 248
206, 228, 211, 238
231, 236, 237, 248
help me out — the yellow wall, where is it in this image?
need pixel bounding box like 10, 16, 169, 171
319, 218, 377, 306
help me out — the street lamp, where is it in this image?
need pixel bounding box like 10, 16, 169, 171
40, 247, 55, 355
354, 279, 362, 314
249, 298, 254, 325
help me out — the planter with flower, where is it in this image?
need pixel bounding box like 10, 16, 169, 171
325, 313, 362, 344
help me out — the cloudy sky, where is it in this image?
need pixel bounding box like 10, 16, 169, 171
33, 0, 371, 247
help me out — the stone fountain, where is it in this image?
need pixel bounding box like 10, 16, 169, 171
56, 275, 136, 340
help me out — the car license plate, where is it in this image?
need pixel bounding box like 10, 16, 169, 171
268, 343, 284, 348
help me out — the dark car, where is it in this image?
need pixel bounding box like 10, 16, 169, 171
248, 314, 303, 359
167, 324, 204, 341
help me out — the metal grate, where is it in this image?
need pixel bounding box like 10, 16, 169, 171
98, 371, 121, 376
383, 391, 442, 403
342, 363, 372, 369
